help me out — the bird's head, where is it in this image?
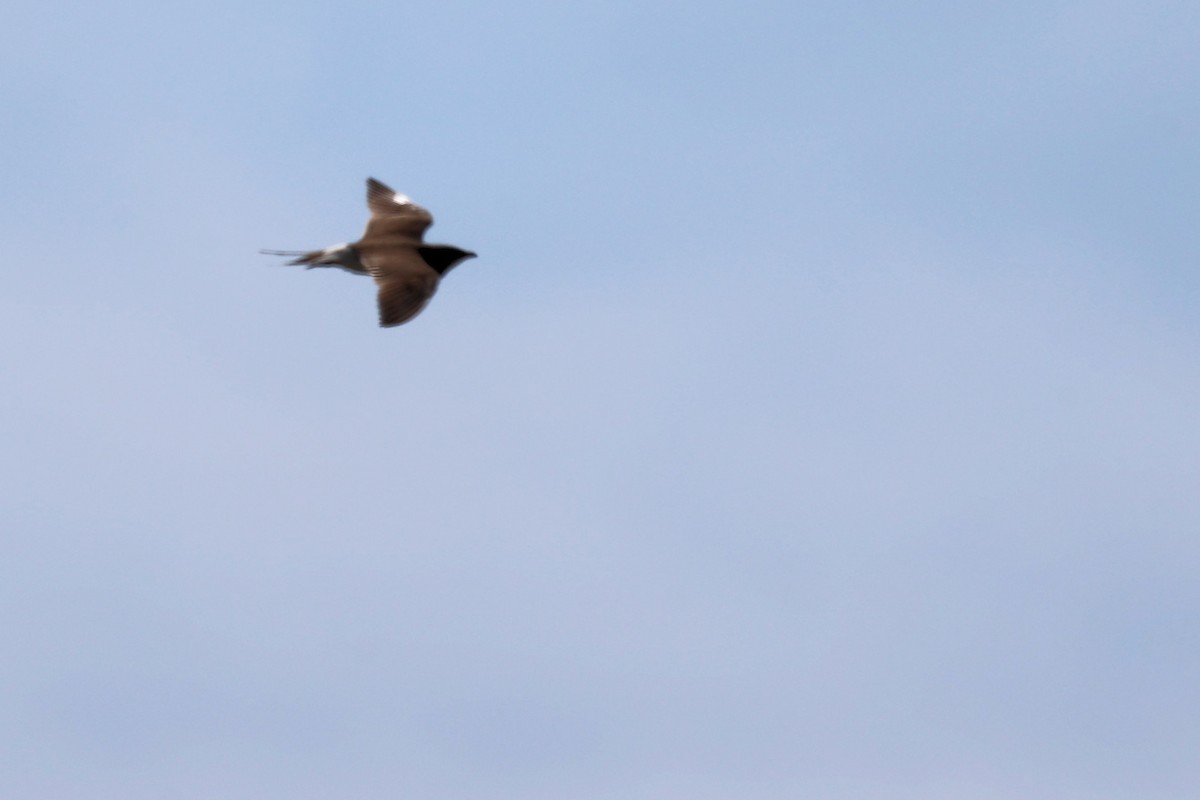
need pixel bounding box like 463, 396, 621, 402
419, 245, 477, 275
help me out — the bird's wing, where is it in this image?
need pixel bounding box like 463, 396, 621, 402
363, 177, 434, 241
374, 275, 436, 327
362, 247, 438, 328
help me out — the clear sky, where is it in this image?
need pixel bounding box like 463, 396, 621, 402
2, 1, 1199, 798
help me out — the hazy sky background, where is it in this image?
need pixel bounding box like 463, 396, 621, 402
3, 1, 1199, 798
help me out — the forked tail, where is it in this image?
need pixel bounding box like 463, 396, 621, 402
259, 244, 367, 274
259, 248, 323, 266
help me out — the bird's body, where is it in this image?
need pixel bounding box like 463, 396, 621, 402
261, 178, 476, 327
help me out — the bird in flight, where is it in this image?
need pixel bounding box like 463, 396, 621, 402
262, 178, 477, 327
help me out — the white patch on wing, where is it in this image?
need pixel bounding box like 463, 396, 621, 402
392, 192, 412, 205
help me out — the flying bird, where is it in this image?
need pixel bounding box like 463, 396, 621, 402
261, 178, 477, 327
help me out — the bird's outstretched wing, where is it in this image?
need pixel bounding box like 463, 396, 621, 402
361, 245, 440, 328
363, 177, 433, 241
375, 274, 437, 327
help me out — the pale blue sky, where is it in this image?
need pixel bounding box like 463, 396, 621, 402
2, 1, 1199, 798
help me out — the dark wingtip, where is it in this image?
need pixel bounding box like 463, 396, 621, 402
366, 177, 400, 210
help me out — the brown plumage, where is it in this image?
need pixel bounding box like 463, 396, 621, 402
261, 178, 476, 327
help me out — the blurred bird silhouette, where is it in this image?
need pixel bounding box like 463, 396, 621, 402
262, 178, 477, 327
